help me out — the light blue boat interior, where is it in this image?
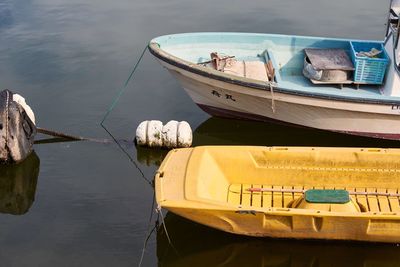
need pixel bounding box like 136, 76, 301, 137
151, 32, 398, 102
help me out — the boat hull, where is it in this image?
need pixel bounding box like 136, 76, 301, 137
166, 206, 400, 243
161, 62, 400, 140
155, 146, 400, 243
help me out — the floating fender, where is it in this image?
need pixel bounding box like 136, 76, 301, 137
177, 121, 192, 148
136, 120, 163, 147
135, 121, 148, 146
162, 120, 179, 148
147, 120, 163, 147
0, 89, 36, 164
136, 120, 192, 148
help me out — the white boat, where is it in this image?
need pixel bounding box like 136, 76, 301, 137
149, 3, 400, 140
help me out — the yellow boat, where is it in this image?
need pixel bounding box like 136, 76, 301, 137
155, 146, 400, 243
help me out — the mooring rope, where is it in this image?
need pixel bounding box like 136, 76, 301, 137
155, 205, 180, 260
102, 125, 152, 186
139, 192, 157, 267
36, 127, 111, 143
269, 82, 276, 113
100, 45, 148, 125
98, 45, 154, 186
156, 205, 173, 245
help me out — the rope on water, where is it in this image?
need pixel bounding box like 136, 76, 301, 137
100, 45, 148, 125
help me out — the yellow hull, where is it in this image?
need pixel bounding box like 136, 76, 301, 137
155, 146, 400, 243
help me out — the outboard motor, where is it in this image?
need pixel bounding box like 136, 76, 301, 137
0, 90, 36, 164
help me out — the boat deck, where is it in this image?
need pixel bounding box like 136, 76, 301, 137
277, 71, 386, 101
152, 32, 400, 103
228, 183, 400, 213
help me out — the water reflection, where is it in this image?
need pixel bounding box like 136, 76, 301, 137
0, 151, 40, 215
193, 117, 400, 147
0, 1, 13, 30
157, 213, 400, 267
136, 145, 169, 167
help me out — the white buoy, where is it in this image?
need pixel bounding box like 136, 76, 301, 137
136, 120, 192, 148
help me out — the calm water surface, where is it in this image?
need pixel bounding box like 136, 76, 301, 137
0, 0, 399, 266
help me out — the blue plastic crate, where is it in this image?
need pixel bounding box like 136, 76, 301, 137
350, 41, 389, 85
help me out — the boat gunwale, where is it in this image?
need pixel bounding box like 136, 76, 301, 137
148, 38, 400, 106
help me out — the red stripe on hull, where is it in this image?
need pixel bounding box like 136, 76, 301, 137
196, 104, 400, 141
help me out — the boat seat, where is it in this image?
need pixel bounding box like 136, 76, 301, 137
291, 194, 362, 213
200, 52, 272, 82
227, 183, 400, 213
223, 60, 270, 81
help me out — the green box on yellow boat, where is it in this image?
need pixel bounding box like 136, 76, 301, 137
305, 189, 350, 204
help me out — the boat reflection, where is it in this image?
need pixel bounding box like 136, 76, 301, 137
157, 213, 400, 267
0, 152, 40, 215
193, 117, 400, 147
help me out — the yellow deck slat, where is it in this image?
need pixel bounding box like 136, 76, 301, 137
227, 184, 399, 213
252, 184, 262, 208
227, 184, 242, 205
377, 188, 391, 212
388, 189, 400, 212
262, 185, 273, 208
272, 185, 283, 208
242, 183, 252, 207
293, 186, 304, 207
283, 186, 294, 208
367, 188, 380, 212
355, 187, 368, 212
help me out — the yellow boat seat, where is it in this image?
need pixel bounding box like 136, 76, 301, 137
291, 196, 362, 213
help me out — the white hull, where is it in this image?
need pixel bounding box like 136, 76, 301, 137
160, 60, 400, 140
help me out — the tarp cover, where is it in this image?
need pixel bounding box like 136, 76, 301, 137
0, 90, 36, 163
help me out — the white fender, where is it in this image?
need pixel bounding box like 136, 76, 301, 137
162, 120, 178, 148
13, 94, 36, 125
177, 121, 192, 147
136, 120, 192, 148
135, 121, 149, 146
147, 120, 163, 147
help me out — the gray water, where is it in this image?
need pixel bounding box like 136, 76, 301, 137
0, 0, 400, 266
